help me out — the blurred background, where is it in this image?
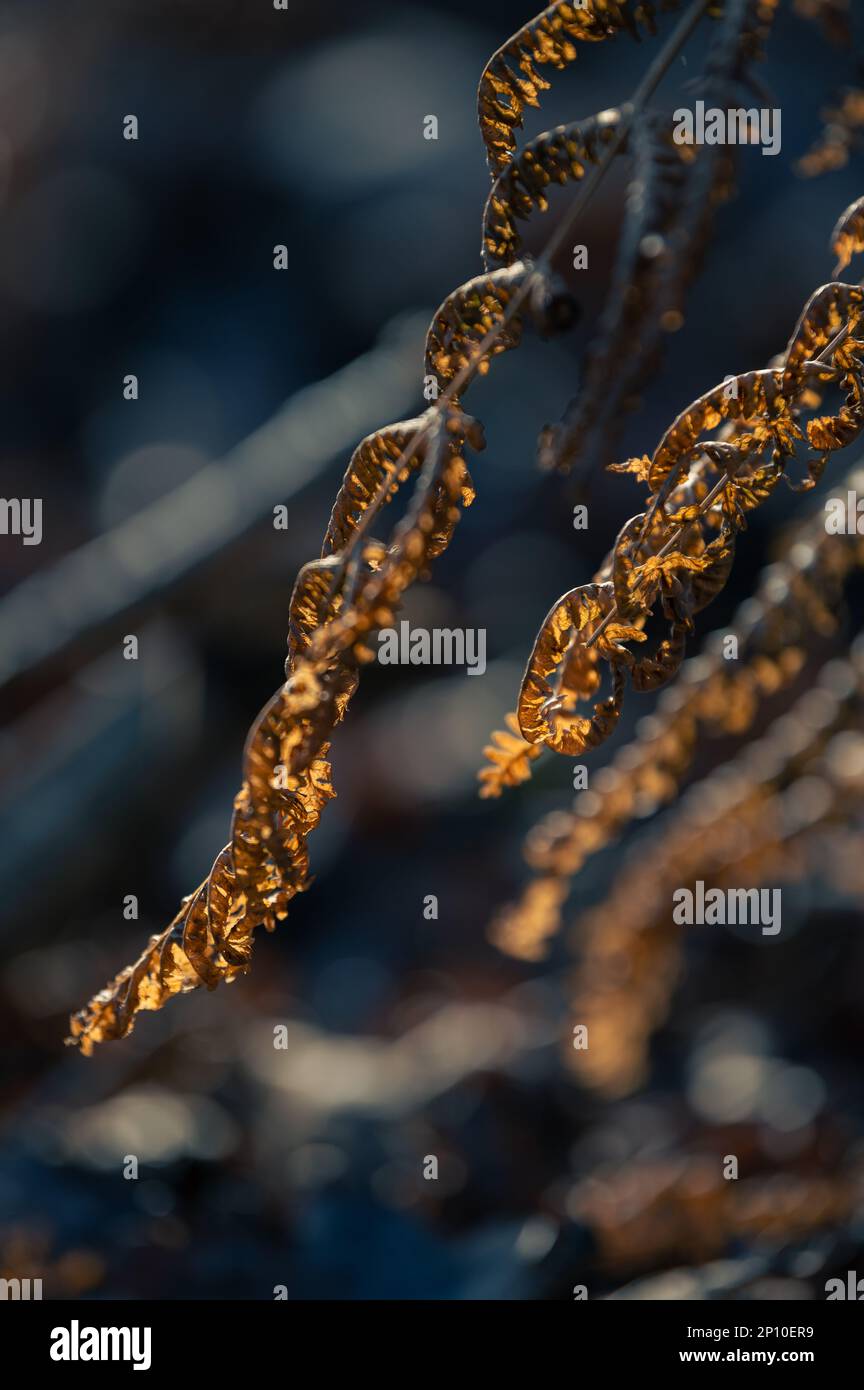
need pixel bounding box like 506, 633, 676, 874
1, 0, 864, 1300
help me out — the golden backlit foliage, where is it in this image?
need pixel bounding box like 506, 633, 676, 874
71, 0, 859, 1056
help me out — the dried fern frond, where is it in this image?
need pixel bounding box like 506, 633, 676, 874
487, 873, 570, 961
69, 0, 719, 1054
484, 241, 864, 819
516, 583, 631, 754
783, 280, 864, 387
424, 261, 575, 391
639, 280, 863, 500
570, 1153, 860, 1269
566, 644, 864, 1095
322, 417, 430, 559
310, 410, 483, 661
481, 110, 623, 269
808, 402, 864, 455
70, 407, 485, 1052
70, 262, 534, 1052
644, 366, 787, 493
69, 667, 351, 1053
488, 457, 864, 958
611, 507, 714, 622
478, 712, 543, 798
73, 240, 593, 1050
831, 193, 864, 275
798, 87, 864, 177
477, 0, 667, 178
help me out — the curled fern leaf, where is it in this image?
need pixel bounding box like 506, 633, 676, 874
425, 260, 579, 396
832, 194, 864, 274
517, 583, 629, 753
783, 281, 864, 390
496, 459, 864, 954
477, 1, 665, 178
322, 419, 430, 558
478, 711, 543, 797
807, 402, 864, 455
481, 110, 623, 268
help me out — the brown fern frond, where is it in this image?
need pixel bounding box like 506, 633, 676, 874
808, 402, 864, 454
487, 873, 570, 961
70, 404, 485, 1053
516, 583, 630, 753
566, 642, 864, 1094
68, 0, 718, 1054
798, 87, 864, 177
831, 193, 864, 275
484, 236, 864, 813
72, 287, 522, 1053
490, 457, 864, 957
645, 366, 787, 493
783, 281, 864, 388
425, 262, 550, 392
322, 418, 430, 558
478, 712, 543, 798
570, 1153, 860, 1268
481, 111, 623, 268
611, 509, 711, 621
477, 0, 667, 178
68, 669, 350, 1054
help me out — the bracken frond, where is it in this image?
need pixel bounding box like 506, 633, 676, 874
477, 0, 668, 178
481, 110, 623, 268
478, 711, 543, 798
831, 193, 864, 275
69, 2, 860, 1070
797, 87, 864, 177
566, 640, 864, 1094
489, 453, 864, 959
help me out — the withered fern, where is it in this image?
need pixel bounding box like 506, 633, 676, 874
566, 638, 864, 1096
476, 0, 671, 178
70, 0, 864, 1061
489, 450, 864, 963
73, 0, 694, 1053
